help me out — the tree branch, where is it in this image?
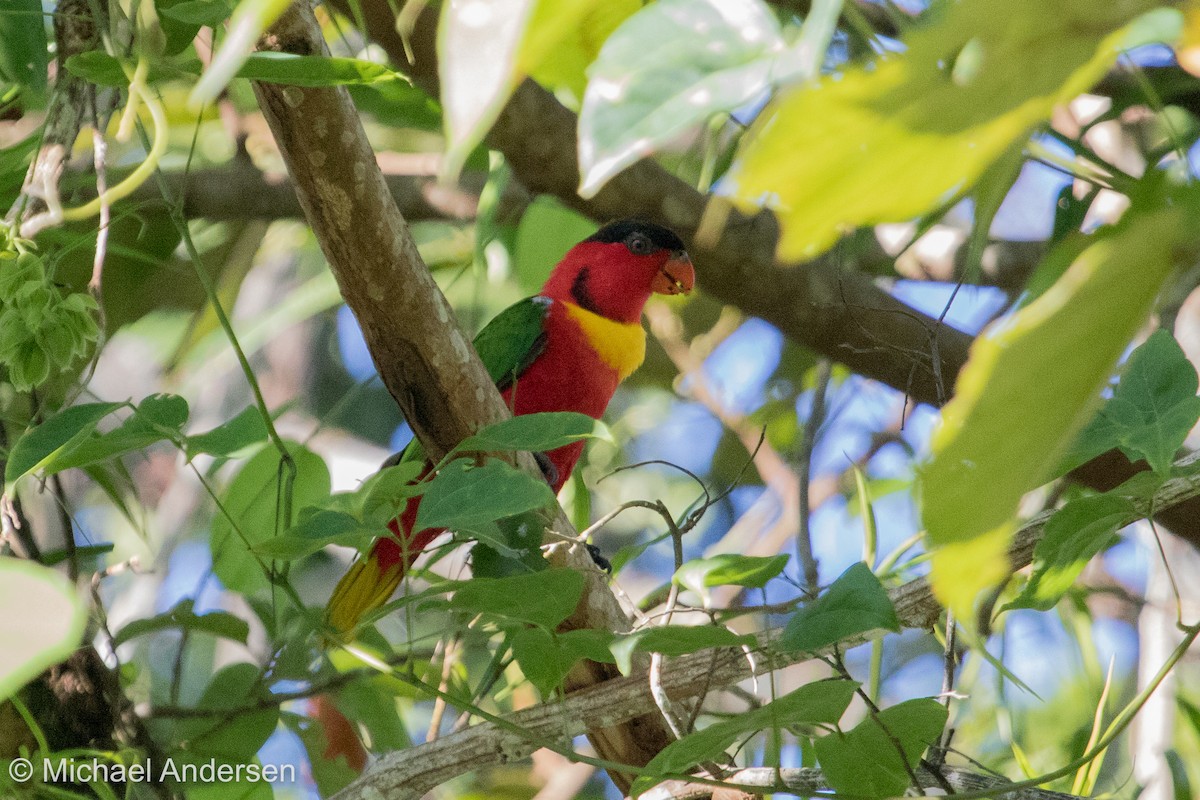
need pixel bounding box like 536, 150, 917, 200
647, 766, 1085, 800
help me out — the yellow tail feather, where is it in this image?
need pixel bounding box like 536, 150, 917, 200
325, 555, 406, 639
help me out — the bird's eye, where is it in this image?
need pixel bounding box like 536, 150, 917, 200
627, 234, 652, 255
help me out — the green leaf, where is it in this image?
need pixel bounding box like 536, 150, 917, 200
1004, 494, 1133, 612
5, 401, 124, 490
209, 442, 331, 594
113, 599, 250, 647
39, 542, 115, 568
347, 79, 442, 132
186, 405, 270, 459
610, 625, 754, 675
65, 51, 200, 86
1061, 331, 1200, 475
335, 679, 411, 751
632, 679, 857, 797
356, 461, 426, 525
922, 189, 1193, 618
674, 554, 789, 601
1101, 330, 1200, 473
779, 563, 900, 654
579, 0, 788, 197
253, 509, 376, 560
236, 52, 406, 87
513, 197, 597, 292
176, 663, 279, 762
449, 569, 584, 628
814, 698, 948, 798
512, 627, 615, 697
415, 458, 555, 535
456, 412, 611, 454
190, 0, 293, 105
438, 0, 536, 179
35, 394, 189, 475
0, 0, 49, 103
730, 0, 1173, 259
159, 0, 233, 27
0, 558, 86, 702
519, 0, 641, 100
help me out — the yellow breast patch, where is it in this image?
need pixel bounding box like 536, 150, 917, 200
563, 302, 646, 381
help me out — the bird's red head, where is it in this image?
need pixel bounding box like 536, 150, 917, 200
541, 219, 695, 324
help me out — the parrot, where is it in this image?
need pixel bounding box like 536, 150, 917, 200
326, 219, 695, 634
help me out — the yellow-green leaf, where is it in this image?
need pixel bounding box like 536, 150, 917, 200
729, 0, 1178, 260
921, 192, 1192, 617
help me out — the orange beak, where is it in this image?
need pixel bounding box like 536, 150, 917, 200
651, 251, 695, 295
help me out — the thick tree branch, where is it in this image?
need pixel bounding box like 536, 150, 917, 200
340, 0, 1200, 547
332, 450, 1200, 800
251, 5, 508, 458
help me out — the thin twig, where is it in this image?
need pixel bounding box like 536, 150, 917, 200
797, 361, 832, 597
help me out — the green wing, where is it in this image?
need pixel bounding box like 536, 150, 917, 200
471, 296, 551, 393
390, 297, 550, 466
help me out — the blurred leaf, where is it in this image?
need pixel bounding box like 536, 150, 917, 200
730, 1, 1177, 259
5, 401, 123, 490
579, 0, 788, 197
631, 679, 857, 797
186, 405, 270, 459
289, 708, 361, 795
1062, 330, 1200, 475
176, 662, 278, 761
336, 679, 410, 750
779, 563, 900, 653
114, 599, 250, 647
449, 568, 584, 628
65, 51, 199, 86
1005, 494, 1133, 612
191, 0, 292, 106
456, 412, 612, 454
159, 0, 232, 27
0, 559, 86, 702
0, 0, 48, 104
1165, 750, 1192, 800
347, 79, 442, 131
210, 442, 331, 594
923, 191, 1193, 617
814, 698, 948, 797
513, 197, 597, 292
68, 50, 401, 88
439, 0, 536, 179
611, 625, 754, 674
415, 458, 554, 535
521, 0, 640, 99
39, 542, 115, 568
236, 52, 407, 86
674, 553, 789, 604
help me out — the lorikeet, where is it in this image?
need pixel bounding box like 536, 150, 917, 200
326, 219, 694, 634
